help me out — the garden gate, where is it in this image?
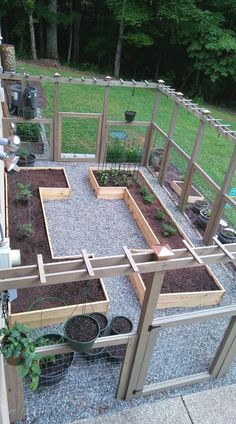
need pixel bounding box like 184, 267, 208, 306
1, 243, 236, 422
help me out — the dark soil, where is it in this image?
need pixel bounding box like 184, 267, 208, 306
65, 316, 99, 342
90, 313, 108, 332
111, 317, 133, 334
94, 170, 219, 293
8, 169, 106, 314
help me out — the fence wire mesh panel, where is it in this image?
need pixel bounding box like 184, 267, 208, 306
106, 125, 147, 164
144, 318, 230, 388
108, 87, 155, 122
147, 131, 166, 171
21, 344, 125, 424
61, 117, 99, 158
15, 122, 52, 160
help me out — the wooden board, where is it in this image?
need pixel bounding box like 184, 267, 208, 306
170, 180, 204, 203
88, 167, 225, 308
8, 278, 109, 329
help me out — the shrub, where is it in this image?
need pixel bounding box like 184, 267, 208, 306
17, 223, 34, 239
14, 182, 33, 203
161, 222, 177, 237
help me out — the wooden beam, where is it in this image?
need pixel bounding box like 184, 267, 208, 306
182, 240, 203, 264
141, 89, 161, 166
37, 254, 46, 283
123, 246, 139, 272
178, 120, 206, 211
53, 81, 60, 161
204, 145, 236, 244
212, 236, 235, 260
81, 249, 95, 276
158, 102, 180, 185
99, 86, 110, 162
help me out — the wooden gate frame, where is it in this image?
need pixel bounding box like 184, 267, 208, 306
1, 242, 236, 422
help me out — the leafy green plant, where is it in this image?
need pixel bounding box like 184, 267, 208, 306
154, 209, 166, 220
106, 139, 142, 163
143, 194, 155, 204
14, 182, 33, 203
0, 322, 41, 391
18, 148, 30, 160
135, 178, 142, 187
100, 172, 109, 185
139, 186, 149, 196
161, 222, 177, 237
17, 223, 34, 239
201, 208, 211, 218
16, 123, 41, 143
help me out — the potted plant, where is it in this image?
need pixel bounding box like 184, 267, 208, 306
22, 107, 36, 120
0, 321, 41, 391
218, 227, 236, 244
14, 182, 33, 205
196, 207, 211, 229
192, 199, 209, 214
64, 314, 100, 353
16, 223, 34, 239
110, 316, 133, 335
17, 149, 36, 167
35, 333, 74, 387
124, 111, 136, 122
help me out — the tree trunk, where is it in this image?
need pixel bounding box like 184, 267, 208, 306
154, 51, 162, 81
72, 16, 81, 63
46, 0, 59, 60
67, 2, 73, 65
114, 0, 127, 78
29, 13, 37, 61
39, 24, 45, 58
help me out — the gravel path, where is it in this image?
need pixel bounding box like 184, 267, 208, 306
22, 161, 236, 424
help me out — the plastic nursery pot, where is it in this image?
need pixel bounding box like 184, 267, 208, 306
192, 200, 209, 214
22, 107, 36, 120
110, 316, 133, 335
218, 227, 236, 244
106, 345, 126, 362
64, 315, 100, 354
124, 110, 136, 122
17, 153, 36, 167
1, 334, 26, 366
196, 208, 211, 229
83, 347, 106, 361
89, 312, 108, 336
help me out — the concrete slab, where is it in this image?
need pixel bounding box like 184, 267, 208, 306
71, 397, 192, 424
183, 384, 236, 424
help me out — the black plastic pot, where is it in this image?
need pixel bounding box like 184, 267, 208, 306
106, 345, 126, 362
83, 346, 106, 361
192, 200, 209, 214
124, 111, 136, 122
218, 228, 236, 244
64, 315, 100, 353
89, 312, 108, 336
196, 208, 211, 229
110, 316, 133, 335
36, 334, 74, 387
22, 107, 36, 120
17, 154, 36, 167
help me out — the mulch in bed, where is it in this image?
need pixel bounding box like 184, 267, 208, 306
8, 169, 106, 314
94, 170, 219, 293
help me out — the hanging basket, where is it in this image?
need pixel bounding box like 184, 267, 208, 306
64, 315, 100, 353
124, 111, 136, 123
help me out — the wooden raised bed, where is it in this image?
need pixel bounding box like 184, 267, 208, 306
89, 167, 224, 308
7, 167, 109, 328
170, 180, 204, 203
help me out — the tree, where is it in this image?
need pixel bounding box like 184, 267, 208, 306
46, 0, 59, 60
23, 0, 37, 61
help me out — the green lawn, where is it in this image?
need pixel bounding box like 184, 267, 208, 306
16, 61, 236, 224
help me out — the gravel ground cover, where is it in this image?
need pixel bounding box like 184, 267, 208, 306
21, 161, 236, 424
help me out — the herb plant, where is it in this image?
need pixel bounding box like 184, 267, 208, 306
155, 209, 166, 220
14, 182, 33, 203
17, 223, 34, 239
143, 194, 155, 204
161, 223, 177, 237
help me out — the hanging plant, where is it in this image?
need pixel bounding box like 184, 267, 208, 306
125, 87, 136, 122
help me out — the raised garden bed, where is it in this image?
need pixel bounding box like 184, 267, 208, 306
170, 180, 204, 204
7, 167, 109, 328
89, 167, 224, 308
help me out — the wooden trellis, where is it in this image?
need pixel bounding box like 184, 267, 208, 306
1, 242, 236, 422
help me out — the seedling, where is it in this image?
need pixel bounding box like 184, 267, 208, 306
155, 209, 166, 220
143, 194, 155, 204
17, 223, 34, 239
14, 182, 33, 203
139, 186, 149, 196
161, 222, 177, 237
100, 172, 109, 185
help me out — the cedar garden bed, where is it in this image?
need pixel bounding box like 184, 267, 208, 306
89, 167, 224, 308
7, 168, 109, 328
170, 180, 204, 203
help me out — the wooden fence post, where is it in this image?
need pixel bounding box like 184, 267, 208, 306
4, 363, 25, 423
203, 145, 236, 244
178, 120, 206, 211
158, 102, 180, 185
99, 86, 110, 163
53, 81, 59, 161
125, 270, 166, 400
141, 89, 161, 166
